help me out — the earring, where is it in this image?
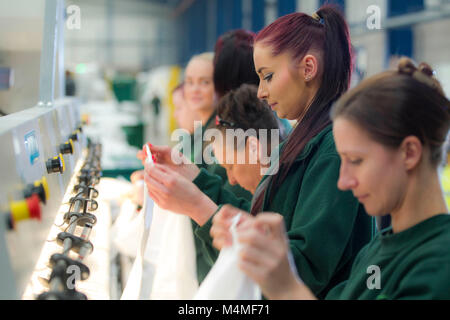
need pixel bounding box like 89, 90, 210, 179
305, 75, 312, 82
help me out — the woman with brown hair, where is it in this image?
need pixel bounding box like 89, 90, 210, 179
217, 58, 450, 300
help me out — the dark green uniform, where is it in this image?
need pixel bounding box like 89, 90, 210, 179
326, 214, 450, 300
191, 125, 374, 298
182, 112, 253, 284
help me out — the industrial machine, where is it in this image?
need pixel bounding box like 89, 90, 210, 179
0, 99, 114, 299
0, 0, 140, 299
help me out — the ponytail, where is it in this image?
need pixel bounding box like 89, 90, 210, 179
251, 5, 352, 215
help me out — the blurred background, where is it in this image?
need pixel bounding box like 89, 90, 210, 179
1, 0, 450, 180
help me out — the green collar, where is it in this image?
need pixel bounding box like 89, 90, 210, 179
253, 124, 333, 200
203, 110, 217, 131
279, 124, 333, 163
192, 110, 217, 137
379, 213, 450, 255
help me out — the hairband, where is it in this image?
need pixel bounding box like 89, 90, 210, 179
311, 12, 324, 25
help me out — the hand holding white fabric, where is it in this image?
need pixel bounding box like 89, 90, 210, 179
194, 213, 261, 300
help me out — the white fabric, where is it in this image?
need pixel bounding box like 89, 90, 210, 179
121, 150, 155, 300
120, 202, 199, 300
119, 143, 198, 299
194, 213, 261, 300
111, 199, 142, 259
120, 181, 154, 300
149, 212, 198, 299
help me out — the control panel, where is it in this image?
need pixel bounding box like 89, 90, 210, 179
0, 98, 86, 299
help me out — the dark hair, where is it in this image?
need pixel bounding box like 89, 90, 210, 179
213, 29, 259, 98
215, 84, 279, 149
332, 57, 450, 166
251, 5, 352, 215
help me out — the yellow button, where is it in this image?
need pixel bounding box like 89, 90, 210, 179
59, 153, 65, 173
10, 200, 31, 222
35, 176, 50, 201
42, 176, 49, 200
69, 139, 74, 154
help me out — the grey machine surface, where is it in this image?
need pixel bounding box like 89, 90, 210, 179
0, 99, 85, 299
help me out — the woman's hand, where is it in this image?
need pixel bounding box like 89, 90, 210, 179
210, 205, 253, 250
236, 213, 316, 300
140, 143, 200, 181
143, 162, 217, 226
130, 170, 144, 184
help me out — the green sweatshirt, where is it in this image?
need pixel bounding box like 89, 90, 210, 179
325, 214, 450, 300
191, 125, 374, 298
184, 112, 253, 284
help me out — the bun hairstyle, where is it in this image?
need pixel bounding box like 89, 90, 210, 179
215, 84, 279, 149
397, 58, 445, 96
332, 57, 450, 167
251, 5, 352, 215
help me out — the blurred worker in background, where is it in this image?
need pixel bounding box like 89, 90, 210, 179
172, 83, 198, 134
65, 70, 76, 96
150, 93, 161, 137
131, 83, 197, 186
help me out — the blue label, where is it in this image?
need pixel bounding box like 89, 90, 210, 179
24, 131, 40, 165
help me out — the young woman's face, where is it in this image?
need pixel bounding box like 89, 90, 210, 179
333, 117, 408, 216
173, 89, 197, 134
212, 138, 261, 194
184, 58, 215, 112
253, 43, 309, 120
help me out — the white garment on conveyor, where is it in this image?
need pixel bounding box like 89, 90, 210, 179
149, 211, 198, 300
111, 199, 142, 258
121, 175, 154, 300
119, 202, 199, 300
194, 213, 261, 300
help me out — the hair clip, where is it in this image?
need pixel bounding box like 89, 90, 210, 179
398, 57, 444, 95
215, 115, 236, 128
311, 12, 324, 25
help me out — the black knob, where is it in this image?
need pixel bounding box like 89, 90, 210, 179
23, 183, 46, 204
37, 291, 87, 300
60, 139, 74, 155
5, 214, 14, 230
70, 131, 79, 141
49, 253, 90, 280
46, 155, 64, 174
